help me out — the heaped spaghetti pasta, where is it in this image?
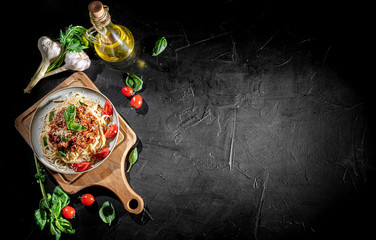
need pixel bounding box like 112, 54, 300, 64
39, 92, 118, 172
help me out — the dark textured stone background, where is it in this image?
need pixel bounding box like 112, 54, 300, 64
6, 0, 374, 239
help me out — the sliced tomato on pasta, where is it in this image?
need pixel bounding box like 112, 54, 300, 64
103, 100, 113, 116
105, 123, 118, 139
72, 162, 90, 172
93, 147, 110, 160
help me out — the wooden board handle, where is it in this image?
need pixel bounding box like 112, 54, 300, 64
112, 170, 144, 214
95, 153, 144, 214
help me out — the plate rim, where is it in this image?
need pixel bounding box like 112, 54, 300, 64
29, 86, 119, 175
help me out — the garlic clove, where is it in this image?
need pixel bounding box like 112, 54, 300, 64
64, 51, 91, 71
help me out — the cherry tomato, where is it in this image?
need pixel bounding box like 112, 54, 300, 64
104, 123, 118, 139
93, 147, 110, 160
103, 100, 113, 116
62, 206, 75, 219
81, 193, 95, 206
71, 162, 90, 172
122, 86, 134, 98
130, 94, 143, 109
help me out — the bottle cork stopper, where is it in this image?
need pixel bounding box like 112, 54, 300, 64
88, 1, 105, 19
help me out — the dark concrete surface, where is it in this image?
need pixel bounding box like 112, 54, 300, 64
5, 0, 375, 239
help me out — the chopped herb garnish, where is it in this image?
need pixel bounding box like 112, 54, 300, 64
49, 111, 55, 122
59, 134, 71, 142
58, 150, 66, 157
79, 99, 88, 106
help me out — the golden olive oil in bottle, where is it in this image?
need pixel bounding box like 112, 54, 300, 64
86, 1, 134, 62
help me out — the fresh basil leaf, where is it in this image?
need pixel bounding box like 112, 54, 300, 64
99, 201, 116, 226
40, 194, 51, 210
55, 218, 75, 234
125, 76, 134, 88
50, 220, 61, 240
35, 209, 47, 230
49, 111, 55, 122
52, 186, 70, 208
58, 150, 66, 157
55, 228, 62, 240
51, 186, 69, 221
69, 122, 87, 131
64, 104, 87, 131
58, 218, 73, 229
152, 37, 167, 56
54, 219, 65, 233
127, 148, 138, 172
64, 104, 76, 127
125, 73, 143, 92
51, 199, 62, 219
43, 137, 48, 146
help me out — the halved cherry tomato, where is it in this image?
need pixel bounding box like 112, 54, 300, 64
105, 123, 118, 139
93, 147, 110, 160
103, 100, 113, 116
122, 86, 134, 98
81, 193, 95, 206
62, 206, 76, 219
71, 162, 90, 172
130, 94, 143, 109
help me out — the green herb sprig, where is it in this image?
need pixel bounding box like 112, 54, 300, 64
47, 25, 89, 73
33, 155, 75, 240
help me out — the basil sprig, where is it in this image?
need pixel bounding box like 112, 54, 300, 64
64, 104, 87, 131
152, 37, 167, 56
125, 73, 143, 92
34, 185, 75, 239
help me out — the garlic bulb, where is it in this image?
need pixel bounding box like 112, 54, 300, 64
39, 36, 62, 61
64, 51, 91, 71
41, 51, 91, 79
24, 36, 62, 93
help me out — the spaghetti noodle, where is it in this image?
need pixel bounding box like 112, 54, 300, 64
39, 92, 115, 172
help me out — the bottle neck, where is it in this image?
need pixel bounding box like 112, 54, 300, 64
89, 4, 111, 28
89, 5, 115, 43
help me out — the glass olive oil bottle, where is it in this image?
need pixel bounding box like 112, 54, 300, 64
86, 1, 134, 62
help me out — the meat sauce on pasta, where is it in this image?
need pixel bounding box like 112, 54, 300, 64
40, 93, 117, 172
48, 105, 98, 152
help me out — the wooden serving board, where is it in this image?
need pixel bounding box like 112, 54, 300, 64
15, 72, 144, 214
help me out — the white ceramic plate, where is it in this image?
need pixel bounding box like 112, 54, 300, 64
30, 86, 119, 174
